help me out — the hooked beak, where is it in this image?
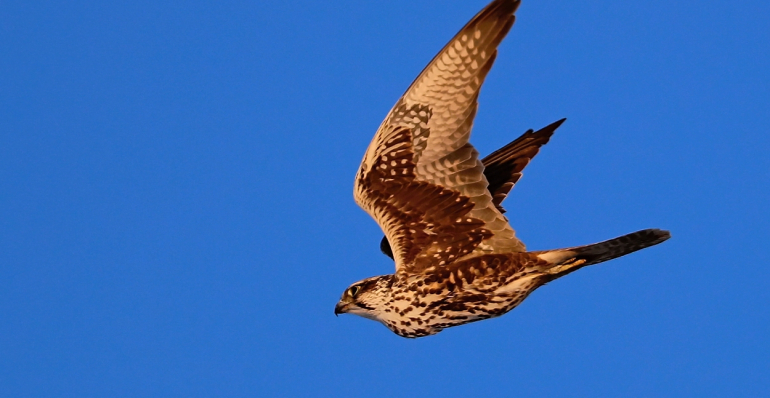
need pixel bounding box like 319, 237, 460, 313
334, 301, 348, 316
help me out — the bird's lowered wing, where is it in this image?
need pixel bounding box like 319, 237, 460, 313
483, 118, 565, 213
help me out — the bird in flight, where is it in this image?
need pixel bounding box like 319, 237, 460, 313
335, 0, 670, 338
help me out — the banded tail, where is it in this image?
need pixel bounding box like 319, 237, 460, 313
534, 229, 671, 277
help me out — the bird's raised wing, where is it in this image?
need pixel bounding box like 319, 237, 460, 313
354, 0, 523, 276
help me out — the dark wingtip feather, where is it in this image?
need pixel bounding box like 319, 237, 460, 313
481, 118, 568, 212
380, 236, 395, 260
550, 118, 567, 129
482, 118, 565, 166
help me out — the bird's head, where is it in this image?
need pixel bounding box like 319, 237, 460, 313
334, 275, 394, 321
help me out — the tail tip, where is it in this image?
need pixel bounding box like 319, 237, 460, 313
646, 228, 672, 243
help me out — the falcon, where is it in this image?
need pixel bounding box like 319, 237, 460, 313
335, 0, 670, 338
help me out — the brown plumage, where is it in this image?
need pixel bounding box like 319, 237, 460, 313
379, 118, 564, 260
336, 0, 670, 338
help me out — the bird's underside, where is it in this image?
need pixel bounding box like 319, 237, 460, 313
335, 0, 670, 338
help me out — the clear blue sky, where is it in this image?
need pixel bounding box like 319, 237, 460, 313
2, 1, 768, 396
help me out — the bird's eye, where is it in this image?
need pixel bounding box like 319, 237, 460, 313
348, 286, 360, 297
